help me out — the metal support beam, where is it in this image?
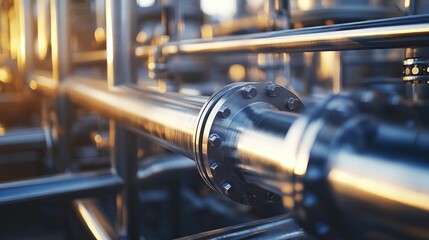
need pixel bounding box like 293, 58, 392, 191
0, 170, 123, 206
50, 0, 72, 172
0, 127, 48, 152
106, 0, 139, 239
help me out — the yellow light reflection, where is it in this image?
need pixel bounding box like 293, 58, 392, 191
94, 134, 102, 144
229, 64, 245, 82
29, 80, 38, 90
94, 27, 106, 43
330, 169, 429, 212
297, 0, 314, 11
0, 124, 5, 136
158, 79, 167, 93
9, 9, 18, 59
405, 0, 410, 8
37, 0, 50, 60
0, 68, 10, 83
74, 200, 108, 240
136, 31, 148, 43
201, 24, 213, 39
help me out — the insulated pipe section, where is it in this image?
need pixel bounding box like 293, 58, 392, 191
62, 77, 203, 159
163, 14, 429, 55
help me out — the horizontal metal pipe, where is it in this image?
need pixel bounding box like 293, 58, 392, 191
177, 214, 307, 240
62, 76, 203, 158
329, 147, 429, 239
0, 170, 123, 206
72, 50, 107, 65
137, 154, 195, 185
164, 15, 429, 55
30, 71, 58, 96
72, 198, 117, 240
0, 127, 48, 152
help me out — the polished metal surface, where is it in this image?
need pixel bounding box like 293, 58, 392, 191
0, 127, 49, 152
137, 154, 195, 183
62, 76, 203, 159
164, 15, 429, 55
194, 82, 303, 206
3, 0, 429, 239
73, 198, 117, 240
280, 93, 429, 239
0, 170, 123, 206
177, 214, 308, 240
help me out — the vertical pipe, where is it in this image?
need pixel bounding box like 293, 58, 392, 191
106, 0, 137, 87
16, 0, 33, 90
106, 0, 139, 239
50, 0, 70, 82
50, 0, 72, 172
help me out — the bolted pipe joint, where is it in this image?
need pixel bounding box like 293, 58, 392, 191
194, 82, 304, 206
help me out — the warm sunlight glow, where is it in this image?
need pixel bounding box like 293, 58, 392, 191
94, 27, 106, 43
0, 68, 10, 83
229, 64, 245, 82
201, 0, 236, 20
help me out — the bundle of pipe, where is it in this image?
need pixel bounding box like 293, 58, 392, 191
59, 75, 429, 239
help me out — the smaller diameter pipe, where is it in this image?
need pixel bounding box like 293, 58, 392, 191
164, 19, 429, 55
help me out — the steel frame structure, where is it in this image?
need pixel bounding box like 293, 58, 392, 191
1, 0, 429, 239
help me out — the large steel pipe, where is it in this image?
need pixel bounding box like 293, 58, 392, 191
244, 93, 429, 239
163, 15, 429, 55
61, 79, 302, 205
61, 77, 429, 239
62, 76, 203, 159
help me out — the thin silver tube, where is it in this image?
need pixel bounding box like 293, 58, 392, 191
0, 170, 123, 206
62, 76, 203, 160
177, 214, 307, 240
73, 198, 118, 240
164, 16, 429, 55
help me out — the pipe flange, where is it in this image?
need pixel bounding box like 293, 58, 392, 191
287, 91, 415, 238
195, 82, 303, 206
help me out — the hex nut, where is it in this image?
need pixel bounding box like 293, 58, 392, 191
208, 134, 221, 148
210, 162, 221, 175
287, 97, 299, 110
242, 192, 256, 205
222, 182, 232, 195
217, 106, 231, 119
242, 85, 257, 99
266, 84, 281, 97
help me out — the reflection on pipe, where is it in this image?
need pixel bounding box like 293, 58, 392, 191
164, 15, 429, 55
62, 76, 203, 158
73, 198, 117, 240
177, 214, 308, 240
137, 154, 195, 182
